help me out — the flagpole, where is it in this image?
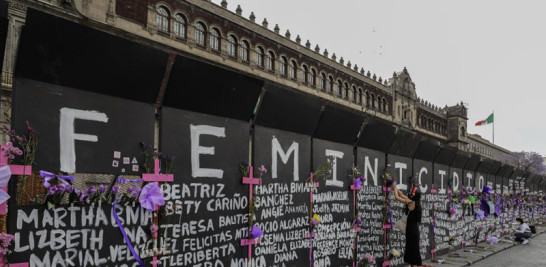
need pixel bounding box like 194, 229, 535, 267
492, 110, 495, 144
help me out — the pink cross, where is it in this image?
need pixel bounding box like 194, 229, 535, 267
430, 184, 437, 194
242, 165, 262, 203
142, 159, 174, 183
352, 223, 361, 267
303, 231, 315, 239
353, 225, 361, 233
0, 144, 32, 215
142, 159, 173, 267
431, 248, 437, 260
350, 181, 361, 208
241, 165, 262, 260
0, 261, 27, 267
307, 172, 319, 202
240, 237, 261, 246
308, 172, 319, 265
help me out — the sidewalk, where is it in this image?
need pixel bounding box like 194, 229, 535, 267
421, 223, 546, 267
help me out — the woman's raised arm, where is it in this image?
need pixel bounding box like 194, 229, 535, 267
393, 182, 411, 204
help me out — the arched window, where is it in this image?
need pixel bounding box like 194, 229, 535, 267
382, 98, 387, 112
195, 22, 206, 46
289, 60, 297, 79
156, 6, 170, 32
302, 65, 309, 84
377, 96, 382, 110
209, 28, 220, 51
357, 89, 362, 104
310, 69, 316, 87
240, 40, 249, 61
266, 51, 275, 71
319, 73, 326, 90
366, 92, 371, 107
336, 80, 342, 96
227, 35, 237, 57
352, 86, 357, 102
343, 82, 349, 99
371, 93, 376, 108
255, 46, 264, 67
328, 76, 334, 93
173, 14, 186, 38
279, 57, 287, 76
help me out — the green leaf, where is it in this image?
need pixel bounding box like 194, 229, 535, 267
47, 201, 55, 210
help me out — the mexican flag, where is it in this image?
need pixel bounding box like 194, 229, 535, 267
475, 113, 494, 126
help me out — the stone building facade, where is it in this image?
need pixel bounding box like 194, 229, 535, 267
0, 0, 512, 163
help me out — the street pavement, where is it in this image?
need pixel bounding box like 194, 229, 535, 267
421, 224, 546, 267
473, 232, 546, 267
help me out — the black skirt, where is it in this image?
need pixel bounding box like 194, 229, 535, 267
404, 209, 422, 265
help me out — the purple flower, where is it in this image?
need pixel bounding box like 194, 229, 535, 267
111, 185, 120, 194
65, 184, 74, 193
150, 224, 159, 234
354, 216, 363, 226
25, 120, 36, 133
311, 218, 320, 226
48, 187, 57, 195
13, 148, 22, 156
55, 184, 65, 193
251, 225, 264, 238
354, 177, 363, 188
77, 190, 89, 202
386, 179, 395, 187
99, 184, 107, 193
131, 186, 141, 198
476, 210, 485, 220
86, 186, 95, 195
139, 183, 165, 211
449, 207, 457, 216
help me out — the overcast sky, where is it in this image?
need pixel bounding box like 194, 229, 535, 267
214, 0, 546, 155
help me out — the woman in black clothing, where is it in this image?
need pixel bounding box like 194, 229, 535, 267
392, 182, 422, 267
